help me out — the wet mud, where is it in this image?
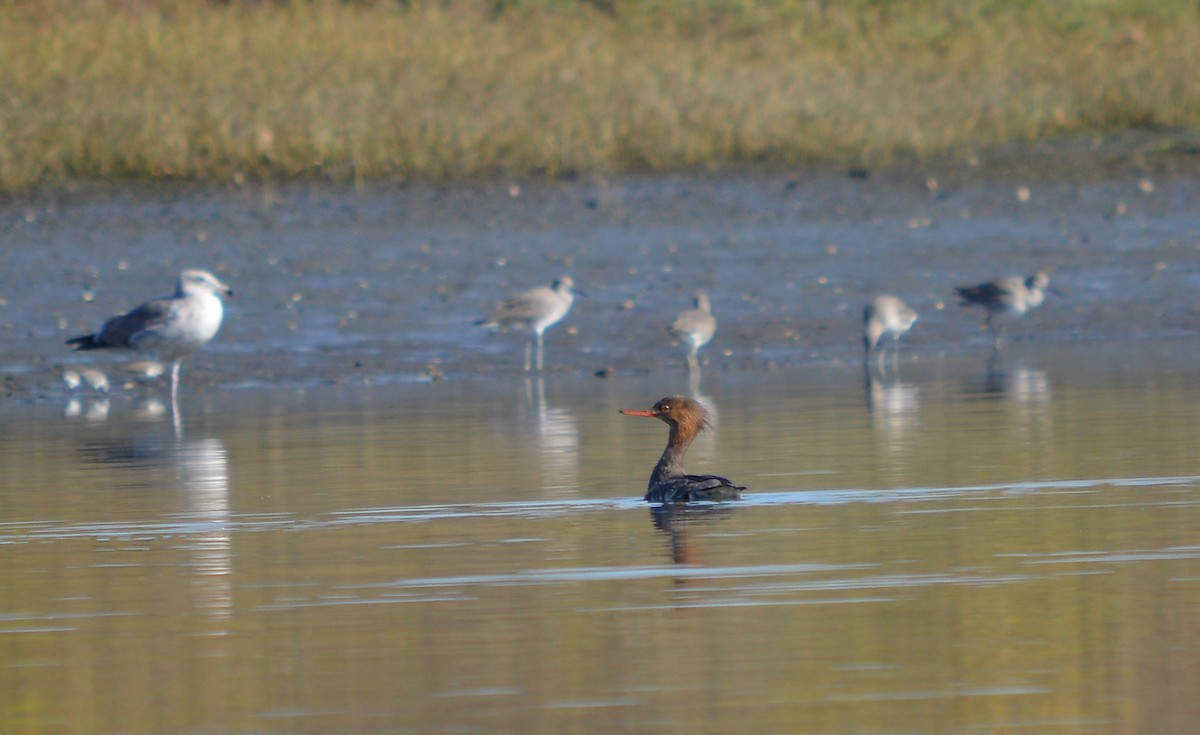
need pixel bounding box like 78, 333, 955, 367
3, 134, 1199, 401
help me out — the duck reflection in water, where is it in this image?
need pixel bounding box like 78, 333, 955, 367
650, 504, 735, 587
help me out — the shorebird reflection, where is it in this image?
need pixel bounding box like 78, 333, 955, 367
63, 397, 111, 422
966, 352, 1053, 437
526, 377, 580, 498
975, 350, 1052, 404
864, 366, 921, 458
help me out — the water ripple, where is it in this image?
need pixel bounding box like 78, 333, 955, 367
2, 474, 1196, 543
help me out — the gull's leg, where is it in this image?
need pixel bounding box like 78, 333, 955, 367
170, 360, 183, 437
170, 360, 182, 405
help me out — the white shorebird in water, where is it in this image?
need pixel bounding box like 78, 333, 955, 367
956, 272, 1051, 346
478, 276, 577, 371
863, 295, 917, 370
669, 291, 716, 371
66, 269, 233, 410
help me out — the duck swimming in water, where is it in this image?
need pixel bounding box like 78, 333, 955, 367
620, 395, 745, 503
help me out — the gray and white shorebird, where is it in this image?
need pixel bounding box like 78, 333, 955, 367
66, 269, 233, 406
956, 272, 1051, 346
669, 291, 716, 370
477, 276, 577, 371
863, 295, 918, 368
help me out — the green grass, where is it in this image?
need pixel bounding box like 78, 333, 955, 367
2, 0, 1199, 192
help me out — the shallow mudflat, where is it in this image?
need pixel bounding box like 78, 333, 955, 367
2, 138, 1199, 400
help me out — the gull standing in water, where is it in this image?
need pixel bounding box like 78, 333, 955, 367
66, 269, 233, 412
620, 395, 745, 503
478, 276, 577, 371
956, 272, 1051, 346
669, 291, 716, 371
863, 295, 917, 371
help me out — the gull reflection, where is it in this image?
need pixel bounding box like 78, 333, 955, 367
176, 437, 233, 627
73, 417, 233, 629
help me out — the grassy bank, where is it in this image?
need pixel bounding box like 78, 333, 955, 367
1, 0, 1199, 192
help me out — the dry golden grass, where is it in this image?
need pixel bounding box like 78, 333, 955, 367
1, 0, 1198, 191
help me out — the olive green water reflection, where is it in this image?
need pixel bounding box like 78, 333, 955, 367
3, 342, 1200, 735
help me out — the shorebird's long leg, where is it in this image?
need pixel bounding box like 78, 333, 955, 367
523, 341, 532, 372
536, 329, 545, 372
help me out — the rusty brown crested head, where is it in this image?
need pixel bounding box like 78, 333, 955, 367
620, 395, 712, 442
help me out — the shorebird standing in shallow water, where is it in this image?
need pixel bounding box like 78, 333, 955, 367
620, 395, 745, 503
956, 272, 1052, 346
66, 269, 233, 414
863, 295, 917, 371
478, 276, 577, 371
669, 291, 716, 371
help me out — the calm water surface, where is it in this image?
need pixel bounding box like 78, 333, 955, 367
3, 341, 1199, 734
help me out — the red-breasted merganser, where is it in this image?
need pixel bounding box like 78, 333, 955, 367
477, 276, 578, 371
956, 272, 1052, 345
66, 269, 233, 406
620, 395, 745, 503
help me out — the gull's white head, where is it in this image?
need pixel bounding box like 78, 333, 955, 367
177, 270, 233, 298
